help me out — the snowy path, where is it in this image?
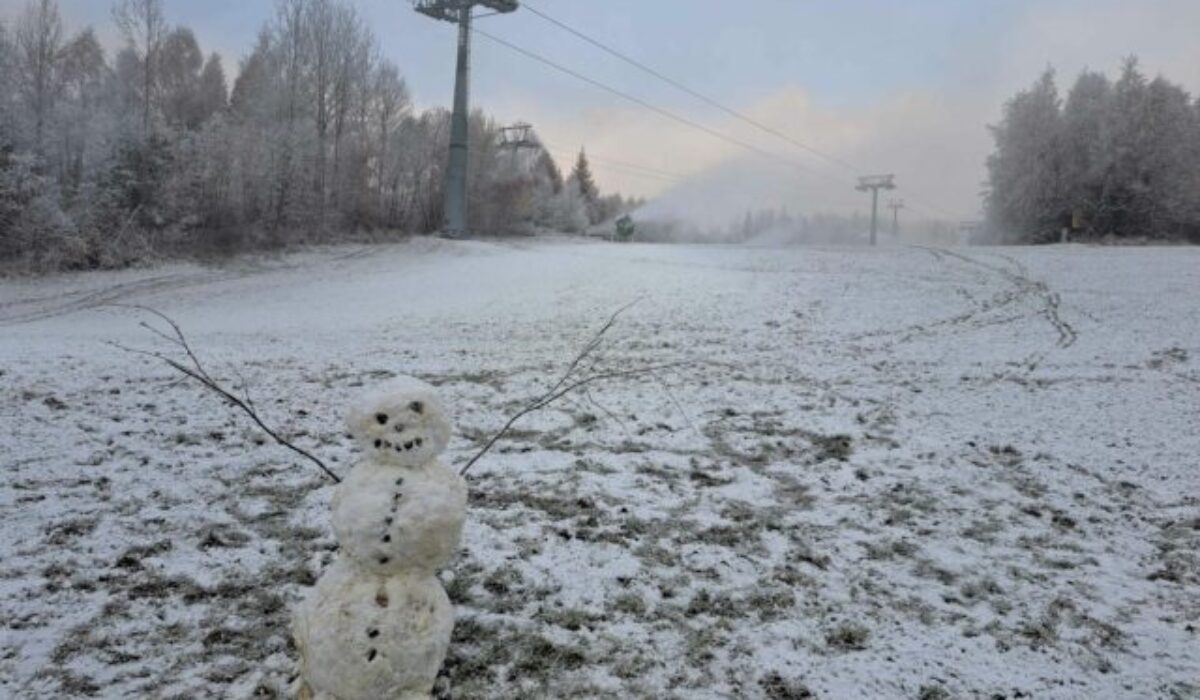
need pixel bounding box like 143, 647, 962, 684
1, 239, 1198, 699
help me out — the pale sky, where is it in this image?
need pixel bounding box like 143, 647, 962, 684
4, 0, 1199, 222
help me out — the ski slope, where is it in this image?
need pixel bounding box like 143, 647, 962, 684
1, 238, 1198, 699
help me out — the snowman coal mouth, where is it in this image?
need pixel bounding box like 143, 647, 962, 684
373, 436, 425, 453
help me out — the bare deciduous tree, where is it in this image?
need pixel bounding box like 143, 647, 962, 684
112, 0, 167, 135
0, 24, 18, 145
371, 64, 410, 224
14, 0, 62, 154
158, 27, 203, 129
55, 28, 106, 189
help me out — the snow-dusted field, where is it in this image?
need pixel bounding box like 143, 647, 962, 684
1, 239, 1198, 699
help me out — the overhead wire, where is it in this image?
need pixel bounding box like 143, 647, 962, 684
539, 142, 688, 182
519, 2, 963, 220
565, 159, 681, 185
523, 2, 860, 174
471, 26, 858, 190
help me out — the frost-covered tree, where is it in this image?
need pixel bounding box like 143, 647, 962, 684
196, 53, 227, 123
328, 5, 374, 219
1137, 75, 1195, 237
304, 0, 349, 225
158, 27, 203, 129
0, 22, 15, 147
0, 148, 75, 268
1099, 58, 1153, 237
0, 0, 633, 271
545, 184, 589, 233
368, 63, 409, 226
14, 0, 63, 155
568, 147, 600, 224
985, 69, 1065, 242
230, 33, 267, 119
112, 0, 167, 135
985, 58, 1200, 242
534, 150, 563, 194
1191, 98, 1200, 238
54, 28, 109, 193
1059, 70, 1110, 234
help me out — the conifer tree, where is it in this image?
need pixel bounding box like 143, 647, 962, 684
570, 147, 599, 224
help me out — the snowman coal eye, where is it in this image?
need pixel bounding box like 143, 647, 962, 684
409, 401, 424, 414
375, 413, 388, 425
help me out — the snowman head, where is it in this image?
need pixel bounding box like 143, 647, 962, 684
347, 376, 452, 467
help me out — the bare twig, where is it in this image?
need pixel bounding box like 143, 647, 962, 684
459, 298, 695, 477
459, 363, 690, 477
107, 304, 341, 484
582, 387, 630, 435
110, 300, 688, 484
543, 298, 641, 399
649, 368, 700, 437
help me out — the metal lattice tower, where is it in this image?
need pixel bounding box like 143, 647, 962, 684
498, 122, 542, 173
413, 0, 520, 237
888, 198, 905, 238
498, 122, 540, 150
855, 174, 896, 246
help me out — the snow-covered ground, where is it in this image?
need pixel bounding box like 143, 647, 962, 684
1, 238, 1198, 699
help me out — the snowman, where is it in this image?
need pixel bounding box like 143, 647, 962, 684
293, 377, 467, 700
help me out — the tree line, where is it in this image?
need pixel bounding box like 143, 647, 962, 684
985, 58, 1200, 243
0, 0, 635, 272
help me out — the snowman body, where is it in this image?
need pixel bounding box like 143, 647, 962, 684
293, 378, 466, 700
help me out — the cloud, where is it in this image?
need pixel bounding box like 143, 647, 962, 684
493, 84, 988, 223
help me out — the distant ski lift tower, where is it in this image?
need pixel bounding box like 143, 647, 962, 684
499, 122, 541, 173
413, 0, 520, 237
888, 198, 905, 238
855, 174, 896, 246
498, 122, 539, 150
